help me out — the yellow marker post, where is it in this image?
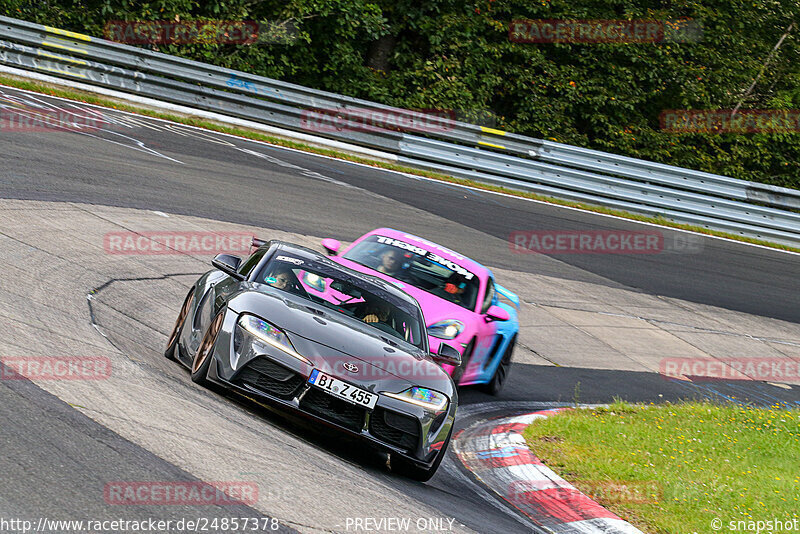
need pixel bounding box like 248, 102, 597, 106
478, 141, 507, 150
480, 126, 507, 136
44, 26, 92, 42
36, 50, 89, 78
37, 50, 88, 66
42, 36, 89, 55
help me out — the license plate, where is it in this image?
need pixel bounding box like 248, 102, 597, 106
308, 369, 378, 410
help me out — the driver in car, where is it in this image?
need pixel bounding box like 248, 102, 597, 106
362, 299, 392, 325
265, 267, 305, 296
359, 296, 412, 342
376, 248, 408, 278
440, 273, 470, 306
268, 268, 292, 290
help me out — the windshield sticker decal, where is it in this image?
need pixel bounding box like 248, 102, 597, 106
276, 255, 304, 265
375, 236, 474, 280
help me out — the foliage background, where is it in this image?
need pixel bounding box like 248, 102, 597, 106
4, 0, 799, 188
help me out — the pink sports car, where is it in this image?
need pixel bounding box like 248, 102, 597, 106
321, 228, 520, 395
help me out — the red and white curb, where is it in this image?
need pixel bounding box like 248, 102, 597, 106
452, 409, 643, 534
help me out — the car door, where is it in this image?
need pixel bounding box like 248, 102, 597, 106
462, 277, 498, 382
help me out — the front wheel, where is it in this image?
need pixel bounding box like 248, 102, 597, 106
165, 288, 194, 361
482, 336, 515, 396
191, 311, 224, 387
390, 429, 452, 482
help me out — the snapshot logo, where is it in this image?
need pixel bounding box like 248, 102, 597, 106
0, 356, 111, 381
0, 110, 107, 133
660, 357, 800, 383
103, 20, 297, 45
509, 19, 702, 44
509, 230, 702, 255
507, 479, 662, 505
104, 481, 258, 505
660, 109, 800, 134
723, 518, 800, 533
301, 108, 456, 134
104, 231, 254, 256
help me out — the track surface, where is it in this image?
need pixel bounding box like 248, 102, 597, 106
0, 362, 296, 533
0, 88, 797, 323
1, 85, 798, 532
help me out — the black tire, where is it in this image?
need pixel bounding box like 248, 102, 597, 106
391, 428, 452, 482
451, 338, 475, 386
482, 336, 515, 396
165, 289, 194, 361
191, 311, 224, 386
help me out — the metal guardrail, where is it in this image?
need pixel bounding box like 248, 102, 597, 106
1, 15, 799, 246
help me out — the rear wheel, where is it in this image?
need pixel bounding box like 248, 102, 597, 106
391, 428, 452, 482
165, 289, 194, 361
482, 336, 515, 396
191, 311, 224, 386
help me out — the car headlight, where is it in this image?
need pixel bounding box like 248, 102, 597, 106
383, 387, 449, 411
237, 314, 310, 364
427, 319, 464, 340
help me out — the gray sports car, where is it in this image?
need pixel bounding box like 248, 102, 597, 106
165, 239, 461, 481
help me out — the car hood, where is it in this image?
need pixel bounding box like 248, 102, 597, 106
228, 285, 452, 394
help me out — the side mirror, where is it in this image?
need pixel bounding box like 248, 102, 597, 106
431, 342, 462, 367
212, 254, 244, 279
321, 238, 341, 256
485, 305, 510, 322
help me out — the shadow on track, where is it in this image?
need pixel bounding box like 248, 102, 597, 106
459, 362, 800, 408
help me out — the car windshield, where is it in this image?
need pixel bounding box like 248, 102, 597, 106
254, 251, 425, 348
342, 235, 480, 311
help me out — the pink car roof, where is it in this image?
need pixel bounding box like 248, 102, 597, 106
354, 228, 491, 282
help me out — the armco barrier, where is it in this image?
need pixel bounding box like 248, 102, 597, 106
1, 15, 798, 246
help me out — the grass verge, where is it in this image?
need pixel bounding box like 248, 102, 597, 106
1, 73, 798, 254
523, 401, 800, 534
